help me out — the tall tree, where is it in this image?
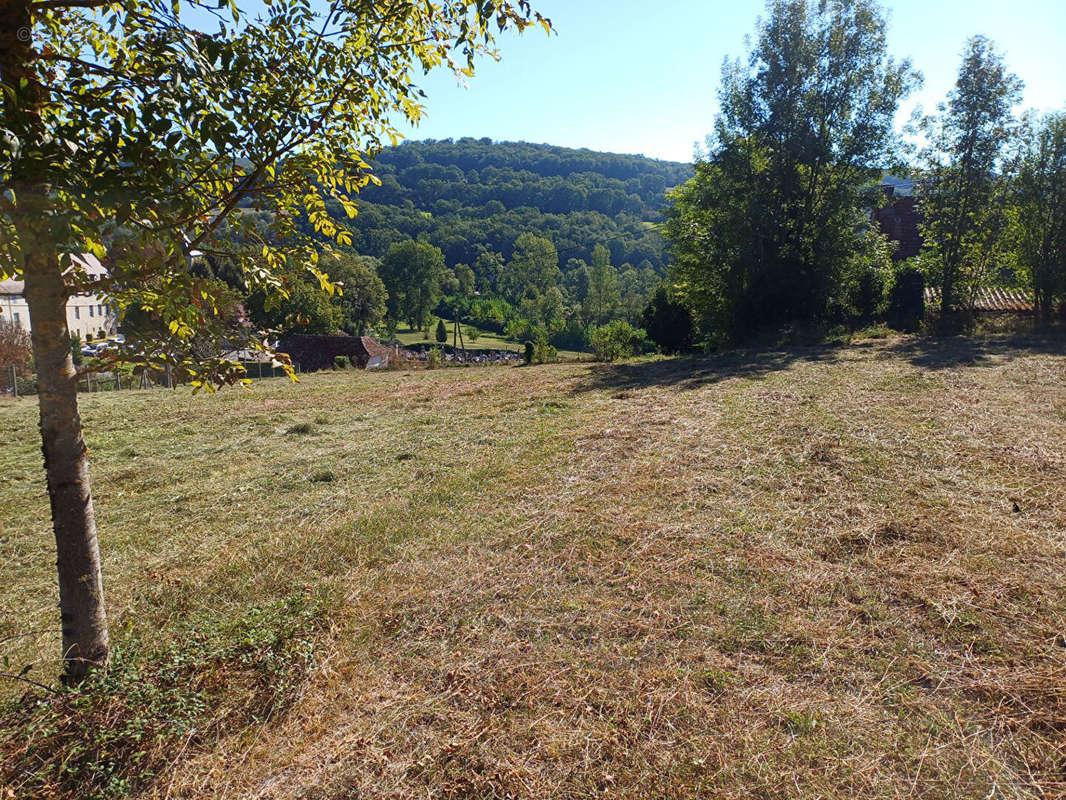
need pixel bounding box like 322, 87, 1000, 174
498, 232, 560, 303
1012, 112, 1066, 318
379, 240, 446, 329
664, 0, 917, 339
916, 36, 1022, 323
0, 0, 547, 681
584, 244, 621, 325
325, 253, 388, 336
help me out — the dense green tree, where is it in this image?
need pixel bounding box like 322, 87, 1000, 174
619, 262, 661, 323
246, 271, 344, 336
1012, 112, 1066, 317
0, 0, 546, 679
585, 244, 622, 324
435, 317, 448, 343
324, 253, 388, 336
473, 251, 505, 294
665, 0, 917, 339
453, 262, 477, 296
498, 233, 560, 302
917, 36, 1022, 323
379, 240, 446, 329
641, 286, 695, 353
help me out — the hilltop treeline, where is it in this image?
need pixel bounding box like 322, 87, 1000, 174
319, 139, 691, 274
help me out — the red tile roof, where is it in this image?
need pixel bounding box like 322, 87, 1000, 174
925, 287, 1034, 313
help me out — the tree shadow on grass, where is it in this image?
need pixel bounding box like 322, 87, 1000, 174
882, 330, 1066, 370
569, 343, 846, 395
569, 329, 1066, 395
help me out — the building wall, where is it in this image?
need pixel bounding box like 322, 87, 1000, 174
1, 292, 117, 341
1, 252, 117, 341
871, 192, 922, 261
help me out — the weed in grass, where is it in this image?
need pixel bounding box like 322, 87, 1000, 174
309, 469, 336, 483
0, 593, 327, 800
780, 709, 820, 736
698, 667, 735, 695
286, 422, 315, 435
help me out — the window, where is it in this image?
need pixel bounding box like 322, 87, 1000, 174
13, 312, 19, 325
97, 304, 103, 316
88, 305, 94, 317
74, 307, 80, 320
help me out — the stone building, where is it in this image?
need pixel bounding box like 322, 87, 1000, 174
0, 253, 118, 341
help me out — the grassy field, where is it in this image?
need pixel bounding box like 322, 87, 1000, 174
391, 322, 589, 360
2, 333, 1066, 798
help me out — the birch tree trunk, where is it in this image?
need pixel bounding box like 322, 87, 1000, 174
2, 0, 109, 682
23, 245, 110, 682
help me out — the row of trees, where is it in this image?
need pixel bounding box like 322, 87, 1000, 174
354, 232, 662, 350
664, 0, 1066, 341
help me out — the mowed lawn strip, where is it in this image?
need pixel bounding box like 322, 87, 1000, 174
2, 334, 1065, 799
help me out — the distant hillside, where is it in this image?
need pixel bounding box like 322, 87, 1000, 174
324, 139, 693, 275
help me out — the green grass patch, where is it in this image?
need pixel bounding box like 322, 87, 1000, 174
0, 593, 327, 800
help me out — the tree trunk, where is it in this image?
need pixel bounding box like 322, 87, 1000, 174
23, 245, 110, 683
2, 0, 109, 680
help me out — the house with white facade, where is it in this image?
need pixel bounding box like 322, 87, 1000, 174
0, 253, 118, 341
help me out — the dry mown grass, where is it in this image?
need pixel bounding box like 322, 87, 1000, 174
2, 333, 1065, 798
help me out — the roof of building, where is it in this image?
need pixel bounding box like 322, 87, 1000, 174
925, 286, 1034, 313
1, 253, 109, 296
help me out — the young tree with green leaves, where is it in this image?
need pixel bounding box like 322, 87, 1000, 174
664, 0, 917, 340
0, 0, 548, 682
325, 253, 388, 336
379, 239, 446, 330
498, 232, 560, 303
916, 36, 1022, 324
1012, 112, 1066, 318
584, 243, 621, 325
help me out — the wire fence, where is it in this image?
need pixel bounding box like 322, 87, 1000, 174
1, 361, 299, 399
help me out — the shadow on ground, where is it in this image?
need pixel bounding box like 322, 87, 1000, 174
883, 331, 1066, 370
570, 330, 1066, 395
569, 343, 845, 394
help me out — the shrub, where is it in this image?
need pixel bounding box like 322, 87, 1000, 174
887, 265, 925, 332
70, 333, 84, 366
523, 340, 534, 364
465, 325, 481, 342
532, 338, 557, 364
285, 422, 314, 435
0, 594, 326, 800
14, 374, 38, 396
0, 319, 33, 372
589, 320, 644, 362
435, 318, 448, 343
333, 355, 350, 370
426, 346, 442, 368
641, 286, 695, 353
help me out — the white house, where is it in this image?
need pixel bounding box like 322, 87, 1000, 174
0, 253, 118, 341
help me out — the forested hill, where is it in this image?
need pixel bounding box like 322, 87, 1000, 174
326, 139, 693, 274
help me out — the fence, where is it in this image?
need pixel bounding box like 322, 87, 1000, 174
1, 361, 300, 398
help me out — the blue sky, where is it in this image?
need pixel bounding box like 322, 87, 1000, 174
395, 0, 1066, 163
